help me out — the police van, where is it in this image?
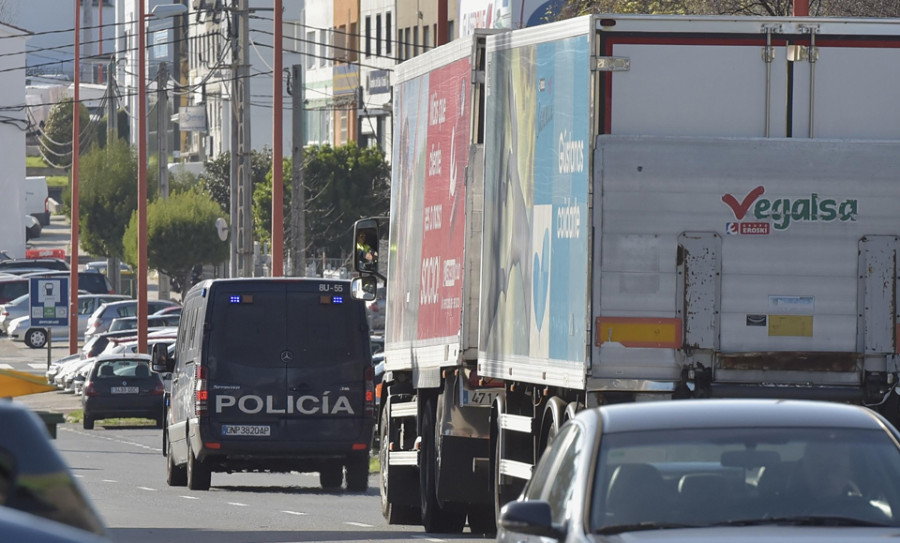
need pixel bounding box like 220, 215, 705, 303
152, 278, 376, 491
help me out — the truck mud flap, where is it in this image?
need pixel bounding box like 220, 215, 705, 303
437, 434, 492, 505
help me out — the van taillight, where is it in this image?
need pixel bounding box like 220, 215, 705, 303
364, 366, 375, 418
195, 365, 208, 417
43, 196, 49, 213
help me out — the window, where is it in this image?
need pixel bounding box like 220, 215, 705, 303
306, 30, 316, 69
376, 14, 382, 57
365, 16, 371, 58
385, 12, 392, 56
423, 25, 430, 50
319, 29, 328, 67
413, 26, 419, 57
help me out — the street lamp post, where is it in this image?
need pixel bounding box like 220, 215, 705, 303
137, 3, 188, 353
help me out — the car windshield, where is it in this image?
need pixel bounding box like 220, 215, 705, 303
592, 427, 900, 533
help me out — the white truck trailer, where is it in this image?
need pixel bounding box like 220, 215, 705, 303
352, 14, 900, 534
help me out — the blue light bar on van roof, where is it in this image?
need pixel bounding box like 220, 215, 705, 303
319, 295, 344, 304
229, 295, 254, 304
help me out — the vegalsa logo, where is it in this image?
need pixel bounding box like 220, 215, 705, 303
721, 186, 857, 235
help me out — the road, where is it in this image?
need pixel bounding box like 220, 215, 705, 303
1, 305, 491, 543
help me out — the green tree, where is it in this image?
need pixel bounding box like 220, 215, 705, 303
40, 98, 98, 169
200, 148, 273, 213
252, 142, 390, 265
122, 189, 229, 294
78, 140, 148, 259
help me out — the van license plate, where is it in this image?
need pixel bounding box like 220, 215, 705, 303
222, 425, 271, 437
111, 386, 139, 394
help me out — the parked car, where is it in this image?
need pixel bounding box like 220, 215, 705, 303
498, 399, 900, 542
7, 294, 131, 348
85, 261, 133, 276
0, 293, 29, 334
0, 258, 68, 273
81, 354, 165, 429
0, 401, 107, 536
46, 352, 84, 385
107, 314, 180, 334
84, 300, 180, 341
25, 215, 42, 240
0, 275, 29, 304
22, 271, 114, 296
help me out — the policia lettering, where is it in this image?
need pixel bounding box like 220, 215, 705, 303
215, 394, 355, 415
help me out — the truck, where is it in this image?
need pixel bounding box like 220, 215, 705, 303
351, 14, 900, 534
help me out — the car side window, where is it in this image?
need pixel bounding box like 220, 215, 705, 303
523, 423, 582, 525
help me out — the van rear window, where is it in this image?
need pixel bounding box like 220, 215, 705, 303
208, 286, 364, 368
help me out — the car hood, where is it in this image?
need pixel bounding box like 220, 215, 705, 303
594, 526, 900, 542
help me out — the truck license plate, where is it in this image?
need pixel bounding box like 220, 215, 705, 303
110, 386, 139, 394
222, 425, 271, 436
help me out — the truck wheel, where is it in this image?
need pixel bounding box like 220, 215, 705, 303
25, 328, 48, 349
187, 441, 211, 490
319, 461, 343, 490
380, 399, 420, 524
166, 439, 187, 487
345, 453, 369, 492
420, 395, 466, 533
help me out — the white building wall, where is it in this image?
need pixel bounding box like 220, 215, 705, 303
0, 24, 30, 258
359, 0, 394, 159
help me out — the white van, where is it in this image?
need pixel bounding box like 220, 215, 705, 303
24, 176, 49, 226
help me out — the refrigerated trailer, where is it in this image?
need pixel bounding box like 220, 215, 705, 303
352, 14, 900, 534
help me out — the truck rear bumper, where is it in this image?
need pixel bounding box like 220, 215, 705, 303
710, 383, 862, 403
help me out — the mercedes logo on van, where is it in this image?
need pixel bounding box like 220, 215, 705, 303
280, 350, 294, 363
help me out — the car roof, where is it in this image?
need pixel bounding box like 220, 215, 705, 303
591, 399, 890, 434
93, 353, 151, 362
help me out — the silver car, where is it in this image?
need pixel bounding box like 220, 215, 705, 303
84, 299, 180, 341
499, 399, 900, 541
7, 294, 130, 348
0, 293, 29, 334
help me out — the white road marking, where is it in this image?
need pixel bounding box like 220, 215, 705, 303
344, 522, 373, 528
228, 502, 248, 507
281, 510, 308, 516
412, 537, 447, 543
102, 479, 117, 483
137, 487, 156, 491
0, 364, 12, 370
28, 362, 47, 370
180, 496, 200, 500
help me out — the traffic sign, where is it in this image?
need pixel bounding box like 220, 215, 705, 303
30, 277, 69, 327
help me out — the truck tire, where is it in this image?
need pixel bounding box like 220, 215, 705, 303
380, 399, 420, 524
166, 439, 187, 487
420, 395, 466, 533
25, 328, 48, 349
319, 461, 343, 490
187, 441, 211, 490
345, 453, 369, 492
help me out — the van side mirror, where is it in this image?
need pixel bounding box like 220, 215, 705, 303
353, 219, 380, 274
351, 276, 378, 301
150, 343, 174, 373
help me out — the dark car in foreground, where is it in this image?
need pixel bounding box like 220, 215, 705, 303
498, 399, 900, 542
0, 401, 107, 537
81, 354, 165, 429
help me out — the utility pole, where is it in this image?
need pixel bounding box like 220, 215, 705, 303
290, 65, 305, 276
230, 0, 252, 277
157, 62, 170, 299
106, 56, 121, 295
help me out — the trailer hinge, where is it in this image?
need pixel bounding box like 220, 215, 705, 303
760, 24, 780, 64
788, 24, 820, 63
594, 56, 630, 72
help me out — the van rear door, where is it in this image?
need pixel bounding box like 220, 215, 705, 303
206, 280, 370, 445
